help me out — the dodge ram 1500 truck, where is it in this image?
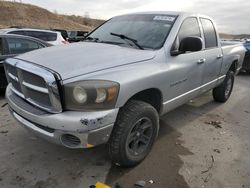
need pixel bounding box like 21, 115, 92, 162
4, 12, 246, 166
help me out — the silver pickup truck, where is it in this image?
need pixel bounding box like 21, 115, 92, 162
4, 12, 245, 166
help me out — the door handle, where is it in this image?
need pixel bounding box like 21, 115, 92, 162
216, 54, 223, 59
197, 58, 206, 65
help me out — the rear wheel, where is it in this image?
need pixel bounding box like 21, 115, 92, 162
213, 71, 234, 102
108, 100, 159, 167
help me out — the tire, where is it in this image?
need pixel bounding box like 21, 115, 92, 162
213, 71, 234, 103
108, 100, 159, 167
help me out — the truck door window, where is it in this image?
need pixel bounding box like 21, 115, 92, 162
172, 17, 201, 53
178, 18, 201, 42
200, 18, 218, 48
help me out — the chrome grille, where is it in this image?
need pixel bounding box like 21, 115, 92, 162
4, 58, 62, 113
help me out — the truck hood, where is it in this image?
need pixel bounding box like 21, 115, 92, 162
16, 42, 156, 80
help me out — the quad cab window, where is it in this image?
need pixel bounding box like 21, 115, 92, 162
200, 18, 218, 49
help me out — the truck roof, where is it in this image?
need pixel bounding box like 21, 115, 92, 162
118, 11, 212, 20
125, 11, 182, 16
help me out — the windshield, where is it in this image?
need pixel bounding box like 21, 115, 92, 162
88, 14, 177, 50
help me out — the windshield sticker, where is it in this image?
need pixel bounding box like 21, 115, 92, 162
153, 16, 175, 22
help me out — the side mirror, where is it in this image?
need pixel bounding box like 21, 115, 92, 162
171, 36, 203, 56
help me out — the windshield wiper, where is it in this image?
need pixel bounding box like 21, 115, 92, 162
83, 36, 100, 42
100, 41, 125, 45
110, 32, 144, 50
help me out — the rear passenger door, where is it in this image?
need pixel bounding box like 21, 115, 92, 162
199, 18, 223, 92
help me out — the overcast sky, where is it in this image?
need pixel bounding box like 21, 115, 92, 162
22, 0, 249, 34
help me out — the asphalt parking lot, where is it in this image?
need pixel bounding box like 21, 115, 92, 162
0, 74, 249, 188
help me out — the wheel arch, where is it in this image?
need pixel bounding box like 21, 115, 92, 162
122, 88, 163, 114
229, 59, 239, 74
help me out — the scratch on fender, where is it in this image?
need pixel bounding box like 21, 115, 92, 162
170, 78, 188, 87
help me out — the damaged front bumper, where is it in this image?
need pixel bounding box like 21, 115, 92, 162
6, 85, 119, 148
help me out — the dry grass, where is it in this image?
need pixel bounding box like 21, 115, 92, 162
0, 1, 104, 31
63, 15, 105, 29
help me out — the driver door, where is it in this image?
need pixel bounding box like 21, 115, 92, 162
164, 17, 205, 112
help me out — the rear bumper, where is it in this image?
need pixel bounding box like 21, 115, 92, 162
6, 85, 119, 148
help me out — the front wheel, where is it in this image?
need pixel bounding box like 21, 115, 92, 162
213, 71, 234, 102
108, 100, 159, 167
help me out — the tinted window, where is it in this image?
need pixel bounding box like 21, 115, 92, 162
200, 18, 217, 48
9, 30, 26, 35
6, 38, 42, 54
89, 14, 177, 49
178, 17, 201, 41
25, 31, 57, 41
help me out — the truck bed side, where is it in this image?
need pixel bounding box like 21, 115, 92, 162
220, 42, 246, 75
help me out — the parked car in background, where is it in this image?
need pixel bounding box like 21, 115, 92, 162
242, 40, 250, 72
4, 12, 246, 167
53, 29, 69, 41
0, 28, 67, 45
67, 30, 89, 42
0, 34, 51, 90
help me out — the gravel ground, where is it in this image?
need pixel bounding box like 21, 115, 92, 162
0, 74, 249, 188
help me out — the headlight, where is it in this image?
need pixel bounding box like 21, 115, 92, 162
96, 88, 107, 103
64, 80, 119, 110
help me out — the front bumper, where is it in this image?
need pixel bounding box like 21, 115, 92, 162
6, 85, 119, 148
